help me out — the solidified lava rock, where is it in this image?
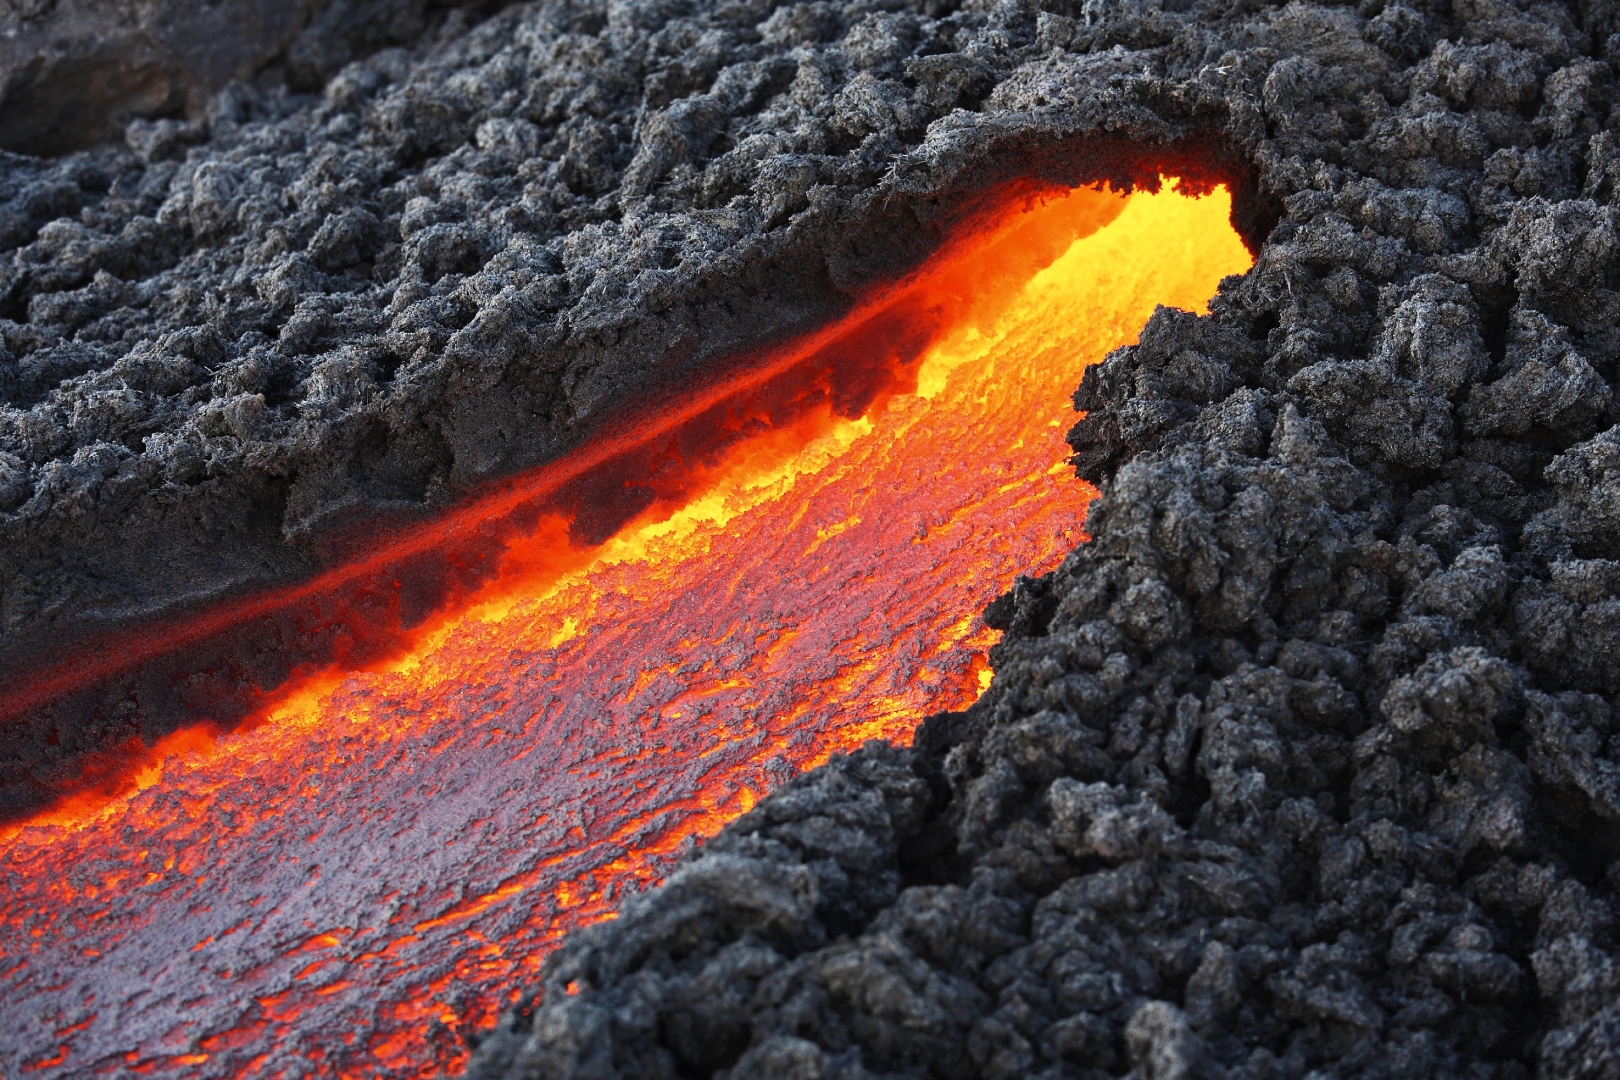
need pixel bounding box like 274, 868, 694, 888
0, 0, 501, 156
7, 0, 1620, 1077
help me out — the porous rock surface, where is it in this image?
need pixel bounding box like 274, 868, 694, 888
8, 0, 1620, 1076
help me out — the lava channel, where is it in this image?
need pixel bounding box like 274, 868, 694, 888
0, 179, 1252, 1078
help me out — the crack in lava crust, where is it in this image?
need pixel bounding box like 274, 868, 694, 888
0, 181, 1251, 1078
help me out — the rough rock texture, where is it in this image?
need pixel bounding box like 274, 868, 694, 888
10, 0, 1620, 1074
0, 0, 504, 156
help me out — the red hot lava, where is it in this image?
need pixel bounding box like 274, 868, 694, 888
0, 180, 1252, 1077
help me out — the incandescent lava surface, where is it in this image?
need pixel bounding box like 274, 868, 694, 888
1, 183, 1250, 1076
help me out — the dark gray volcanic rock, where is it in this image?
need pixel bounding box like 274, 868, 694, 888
0, 0, 499, 156
0, 0, 317, 155
7, 0, 1620, 1075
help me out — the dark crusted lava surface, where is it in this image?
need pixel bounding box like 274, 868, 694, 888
9, 0, 1620, 1075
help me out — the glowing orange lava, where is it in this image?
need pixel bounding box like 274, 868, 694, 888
0, 180, 1251, 1078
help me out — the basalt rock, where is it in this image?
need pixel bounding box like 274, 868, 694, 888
0, 0, 508, 157
8, 0, 1620, 1076
0, 0, 313, 157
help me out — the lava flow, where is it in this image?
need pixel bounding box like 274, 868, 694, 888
0, 179, 1252, 1078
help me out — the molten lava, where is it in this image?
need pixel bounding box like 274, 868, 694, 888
0, 180, 1251, 1077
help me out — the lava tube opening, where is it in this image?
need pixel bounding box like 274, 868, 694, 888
0, 172, 1142, 823
1, 176, 1253, 1079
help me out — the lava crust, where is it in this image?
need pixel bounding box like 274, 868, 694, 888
7, 0, 1620, 1076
